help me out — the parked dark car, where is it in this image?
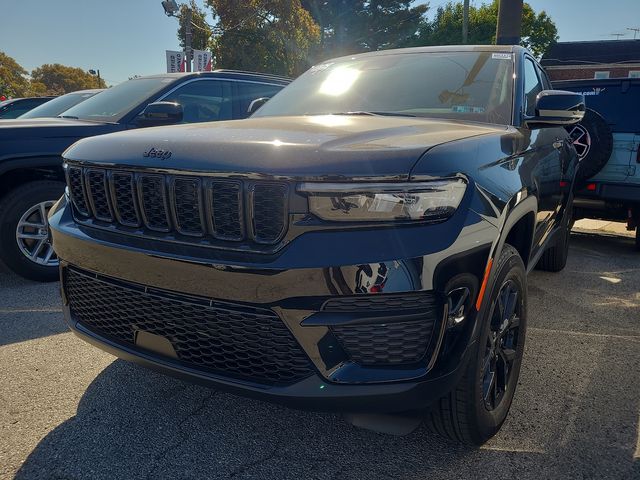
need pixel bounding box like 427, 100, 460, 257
50, 46, 584, 445
0, 97, 55, 119
554, 78, 639, 249
18, 89, 104, 119
0, 71, 289, 281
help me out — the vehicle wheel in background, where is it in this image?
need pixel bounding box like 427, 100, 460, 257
568, 108, 613, 181
0, 180, 65, 281
425, 245, 527, 445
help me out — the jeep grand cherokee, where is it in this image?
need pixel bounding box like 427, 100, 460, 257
49, 46, 584, 445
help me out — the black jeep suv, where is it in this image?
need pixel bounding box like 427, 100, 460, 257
0, 71, 288, 281
50, 46, 584, 445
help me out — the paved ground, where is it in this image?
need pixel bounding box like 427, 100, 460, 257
1, 230, 639, 480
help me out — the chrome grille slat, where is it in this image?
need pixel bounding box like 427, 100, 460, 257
64, 165, 288, 248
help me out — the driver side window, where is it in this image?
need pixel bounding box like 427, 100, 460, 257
161, 80, 233, 123
524, 58, 543, 117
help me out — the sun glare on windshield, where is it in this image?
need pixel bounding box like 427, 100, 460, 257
319, 66, 361, 96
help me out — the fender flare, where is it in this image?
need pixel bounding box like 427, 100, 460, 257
0, 155, 63, 176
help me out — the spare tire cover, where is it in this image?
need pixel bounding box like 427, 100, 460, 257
567, 108, 613, 180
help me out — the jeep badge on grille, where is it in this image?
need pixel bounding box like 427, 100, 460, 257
143, 148, 172, 160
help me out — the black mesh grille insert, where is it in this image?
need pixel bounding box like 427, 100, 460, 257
112, 172, 139, 227
67, 166, 89, 216
64, 268, 314, 385
209, 180, 243, 241
323, 293, 439, 312
252, 183, 288, 244
173, 178, 203, 236
86, 169, 112, 221
139, 175, 169, 231
331, 320, 436, 366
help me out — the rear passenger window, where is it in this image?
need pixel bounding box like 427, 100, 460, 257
237, 82, 283, 118
524, 58, 543, 117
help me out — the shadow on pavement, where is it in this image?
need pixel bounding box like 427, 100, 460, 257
12, 233, 640, 480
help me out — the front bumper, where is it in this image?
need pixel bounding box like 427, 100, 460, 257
50, 195, 496, 412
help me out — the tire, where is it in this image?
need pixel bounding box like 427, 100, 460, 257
425, 245, 527, 445
0, 180, 65, 282
567, 108, 613, 181
536, 206, 572, 272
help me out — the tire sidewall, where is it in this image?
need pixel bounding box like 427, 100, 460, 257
470, 247, 528, 440
0, 181, 65, 281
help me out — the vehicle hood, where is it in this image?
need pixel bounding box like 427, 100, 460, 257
63, 115, 506, 180
0, 118, 120, 161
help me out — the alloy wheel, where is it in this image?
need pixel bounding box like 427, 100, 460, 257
567, 124, 591, 160
481, 279, 522, 411
15, 200, 58, 267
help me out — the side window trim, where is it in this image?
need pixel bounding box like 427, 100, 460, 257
523, 56, 544, 118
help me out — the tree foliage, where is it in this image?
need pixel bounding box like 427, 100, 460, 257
177, 0, 213, 51
301, 0, 427, 59
417, 1, 558, 57
206, 0, 321, 76
0, 51, 30, 98
30, 64, 107, 95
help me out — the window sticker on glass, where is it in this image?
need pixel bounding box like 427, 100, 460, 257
452, 106, 486, 113
492, 53, 512, 60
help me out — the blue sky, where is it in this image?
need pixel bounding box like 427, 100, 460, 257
2, 0, 639, 84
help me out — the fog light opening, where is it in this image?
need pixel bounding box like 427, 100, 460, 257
447, 287, 471, 328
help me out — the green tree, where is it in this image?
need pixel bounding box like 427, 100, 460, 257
205, 0, 321, 76
417, 1, 558, 57
301, 0, 428, 59
177, 0, 213, 51
30, 64, 107, 95
0, 51, 30, 98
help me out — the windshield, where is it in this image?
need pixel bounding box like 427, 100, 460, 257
61, 77, 172, 122
255, 51, 514, 125
19, 91, 100, 119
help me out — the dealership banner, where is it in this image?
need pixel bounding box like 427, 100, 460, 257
166, 50, 186, 73
193, 50, 212, 72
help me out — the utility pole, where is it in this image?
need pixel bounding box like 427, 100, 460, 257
185, 6, 192, 72
495, 0, 523, 46
462, 0, 469, 44
627, 27, 640, 40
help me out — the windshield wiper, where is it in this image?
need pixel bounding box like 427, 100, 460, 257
329, 111, 418, 118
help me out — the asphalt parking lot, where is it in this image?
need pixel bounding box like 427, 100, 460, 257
1, 230, 639, 480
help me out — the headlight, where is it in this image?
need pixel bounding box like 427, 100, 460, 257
298, 179, 466, 222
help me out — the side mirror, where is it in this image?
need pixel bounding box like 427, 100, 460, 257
137, 102, 183, 127
525, 90, 585, 128
247, 97, 270, 116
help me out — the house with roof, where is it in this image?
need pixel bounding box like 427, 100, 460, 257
541, 40, 640, 81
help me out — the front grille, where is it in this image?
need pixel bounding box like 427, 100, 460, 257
64, 268, 314, 385
65, 164, 289, 247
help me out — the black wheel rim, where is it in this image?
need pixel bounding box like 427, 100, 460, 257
482, 279, 522, 411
